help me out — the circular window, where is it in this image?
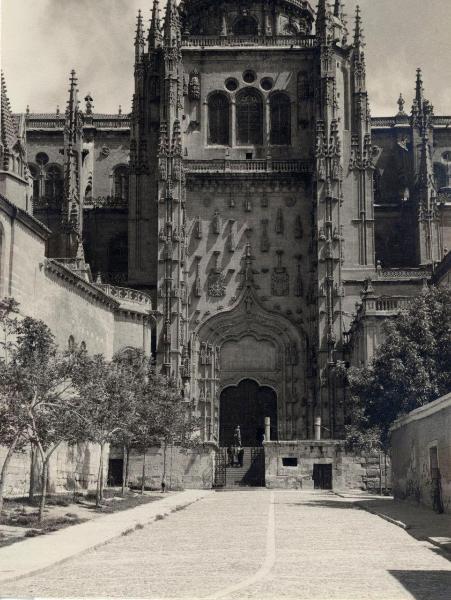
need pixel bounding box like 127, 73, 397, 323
260, 77, 274, 91
225, 78, 239, 92
243, 70, 256, 84
36, 152, 49, 166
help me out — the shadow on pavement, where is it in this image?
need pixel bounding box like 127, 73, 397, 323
390, 570, 451, 600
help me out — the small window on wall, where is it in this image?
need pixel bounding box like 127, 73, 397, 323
282, 457, 298, 467
68, 336, 75, 351
270, 93, 291, 145
236, 89, 263, 146
208, 93, 230, 145
233, 16, 258, 36
113, 166, 129, 202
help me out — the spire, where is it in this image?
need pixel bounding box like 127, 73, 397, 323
65, 70, 79, 145
334, 0, 343, 18
149, 0, 162, 49
135, 9, 145, 63
1, 71, 20, 168
415, 67, 424, 108
164, 0, 180, 47
354, 5, 364, 49
316, 0, 328, 43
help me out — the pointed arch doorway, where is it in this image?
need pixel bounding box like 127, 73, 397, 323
219, 379, 278, 447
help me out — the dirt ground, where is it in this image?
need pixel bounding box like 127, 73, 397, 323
0, 488, 165, 547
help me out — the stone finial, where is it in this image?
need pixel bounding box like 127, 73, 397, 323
397, 93, 406, 116
84, 93, 93, 115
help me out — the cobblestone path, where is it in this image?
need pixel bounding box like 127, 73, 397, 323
2, 490, 451, 599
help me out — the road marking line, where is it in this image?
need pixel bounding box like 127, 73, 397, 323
207, 491, 276, 600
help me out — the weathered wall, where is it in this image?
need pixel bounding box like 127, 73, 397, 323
0, 442, 107, 498
123, 445, 216, 491
264, 441, 391, 492
390, 392, 451, 513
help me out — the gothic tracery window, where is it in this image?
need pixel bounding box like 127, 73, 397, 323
208, 93, 230, 145
270, 93, 291, 145
232, 16, 258, 36
44, 165, 63, 204
113, 166, 129, 202
236, 89, 263, 146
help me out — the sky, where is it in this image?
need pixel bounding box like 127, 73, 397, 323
1, 0, 451, 116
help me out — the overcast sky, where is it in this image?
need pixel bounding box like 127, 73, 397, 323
1, 0, 450, 116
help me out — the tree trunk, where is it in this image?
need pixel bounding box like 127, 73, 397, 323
0, 437, 19, 514
141, 450, 146, 495
121, 445, 128, 497
38, 459, 49, 523
96, 443, 105, 507
162, 440, 167, 488
29, 444, 36, 502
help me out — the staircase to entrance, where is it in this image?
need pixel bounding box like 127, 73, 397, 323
214, 447, 265, 488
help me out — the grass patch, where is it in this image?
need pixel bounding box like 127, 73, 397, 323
135, 523, 144, 530
155, 514, 165, 521
121, 528, 134, 536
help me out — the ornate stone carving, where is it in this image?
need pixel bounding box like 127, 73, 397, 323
260, 219, 270, 253
227, 220, 235, 252
212, 210, 221, 234
295, 262, 304, 297
194, 216, 202, 239
275, 208, 284, 234
294, 215, 304, 239
207, 252, 226, 297
193, 257, 202, 297
271, 250, 289, 297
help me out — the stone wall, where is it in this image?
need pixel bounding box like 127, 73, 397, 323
390, 392, 451, 514
121, 444, 216, 491
0, 442, 107, 498
264, 441, 391, 492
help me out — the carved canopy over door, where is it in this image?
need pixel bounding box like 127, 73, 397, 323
196, 285, 306, 440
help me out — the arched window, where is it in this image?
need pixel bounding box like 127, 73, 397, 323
270, 93, 291, 145
45, 165, 63, 204
113, 166, 129, 202
283, 23, 299, 36
233, 16, 258, 36
208, 93, 230, 145
28, 164, 40, 201
236, 89, 263, 146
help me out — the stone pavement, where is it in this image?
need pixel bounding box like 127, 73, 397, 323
353, 494, 451, 554
0, 489, 209, 586
1, 490, 451, 599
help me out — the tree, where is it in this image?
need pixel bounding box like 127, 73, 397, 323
0, 298, 26, 513
72, 351, 147, 506
7, 317, 81, 521
344, 286, 451, 450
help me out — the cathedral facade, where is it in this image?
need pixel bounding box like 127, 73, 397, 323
20, 0, 451, 470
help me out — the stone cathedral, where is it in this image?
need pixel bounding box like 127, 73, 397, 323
13, 0, 451, 488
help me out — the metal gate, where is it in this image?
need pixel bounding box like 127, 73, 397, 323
213, 447, 227, 488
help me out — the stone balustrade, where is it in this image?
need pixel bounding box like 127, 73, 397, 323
96, 284, 153, 308
362, 296, 412, 315
182, 35, 316, 49
184, 158, 312, 174
376, 267, 432, 279
84, 195, 128, 209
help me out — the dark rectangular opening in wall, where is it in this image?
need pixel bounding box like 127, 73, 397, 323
282, 457, 298, 467
246, 152, 253, 160
107, 458, 124, 487
313, 464, 333, 490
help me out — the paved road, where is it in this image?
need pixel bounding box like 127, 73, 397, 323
1, 490, 451, 599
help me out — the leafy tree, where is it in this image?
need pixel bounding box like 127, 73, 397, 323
0, 298, 27, 514
344, 286, 451, 451
72, 351, 148, 505
9, 318, 81, 521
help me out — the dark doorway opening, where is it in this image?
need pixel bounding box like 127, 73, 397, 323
107, 458, 123, 487
313, 464, 333, 490
219, 379, 277, 447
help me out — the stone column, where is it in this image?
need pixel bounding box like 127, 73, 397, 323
265, 417, 271, 441
314, 416, 321, 441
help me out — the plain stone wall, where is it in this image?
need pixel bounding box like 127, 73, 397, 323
125, 445, 216, 491
264, 441, 391, 492
391, 393, 451, 513
0, 442, 107, 498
